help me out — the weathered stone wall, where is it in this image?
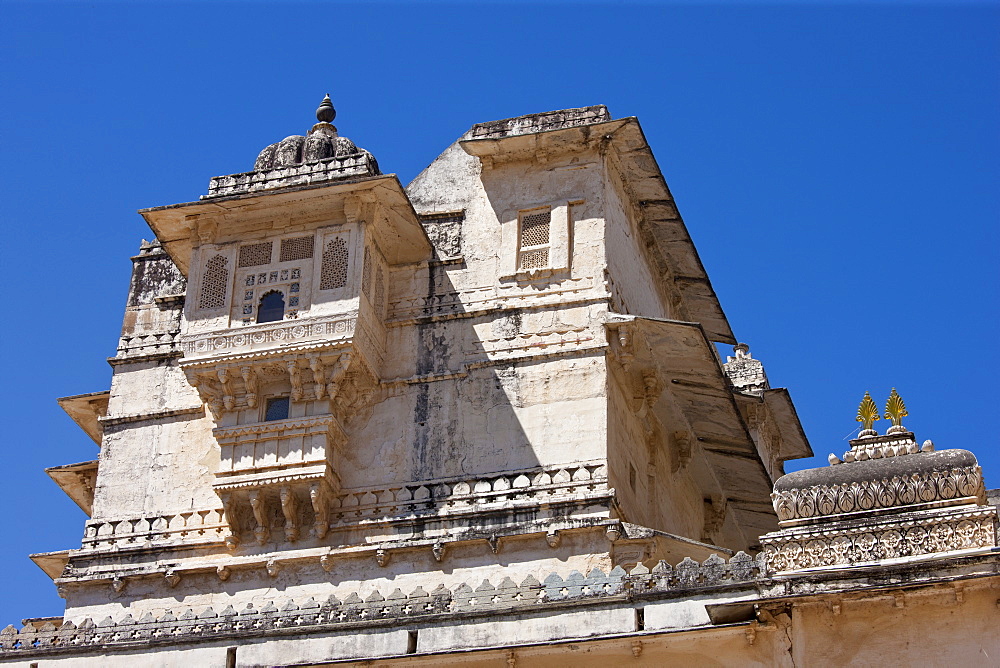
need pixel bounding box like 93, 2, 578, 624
601, 157, 670, 320
93, 242, 219, 521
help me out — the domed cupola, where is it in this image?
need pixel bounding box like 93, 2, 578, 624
204, 95, 380, 199
254, 95, 372, 171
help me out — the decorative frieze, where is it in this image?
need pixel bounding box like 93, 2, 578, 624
762, 506, 997, 572
771, 464, 985, 524
180, 316, 356, 357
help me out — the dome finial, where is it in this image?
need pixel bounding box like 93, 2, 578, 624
316, 94, 336, 124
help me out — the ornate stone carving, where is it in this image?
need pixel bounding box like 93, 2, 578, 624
723, 343, 769, 395
771, 464, 985, 523
762, 508, 997, 572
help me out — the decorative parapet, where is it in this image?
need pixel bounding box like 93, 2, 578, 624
326, 461, 609, 522
180, 315, 357, 359
117, 329, 182, 359
0, 553, 762, 657
763, 505, 996, 572
470, 106, 611, 140
204, 152, 379, 199
77, 462, 610, 553
761, 393, 998, 573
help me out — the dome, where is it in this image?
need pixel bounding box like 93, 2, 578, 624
252, 95, 373, 172
254, 132, 360, 171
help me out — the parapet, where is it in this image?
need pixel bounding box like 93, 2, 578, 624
203, 95, 380, 199
761, 389, 997, 572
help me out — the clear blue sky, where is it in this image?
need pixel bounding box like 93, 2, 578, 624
1, 1, 997, 625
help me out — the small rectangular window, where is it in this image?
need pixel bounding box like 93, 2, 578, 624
518, 208, 551, 270
264, 397, 290, 421
406, 630, 418, 654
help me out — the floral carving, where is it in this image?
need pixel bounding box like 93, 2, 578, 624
762, 510, 997, 572
771, 466, 984, 522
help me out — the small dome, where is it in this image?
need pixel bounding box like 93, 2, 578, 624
254, 132, 360, 171
252, 95, 369, 172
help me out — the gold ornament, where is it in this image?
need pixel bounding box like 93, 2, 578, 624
856, 391, 880, 431
884, 388, 908, 427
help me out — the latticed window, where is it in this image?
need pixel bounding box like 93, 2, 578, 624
264, 397, 290, 421
319, 237, 349, 290
199, 255, 229, 310
518, 208, 551, 270
238, 242, 272, 268
362, 247, 372, 298
280, 236, 315, 262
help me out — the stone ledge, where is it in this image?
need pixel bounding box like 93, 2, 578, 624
470, 106, 611, 140
1, 553, 761, 657
204, 152, 379, 199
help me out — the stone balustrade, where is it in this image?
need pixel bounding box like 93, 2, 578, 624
117, 330, 182, 358
80, 463, 610, 551
82, 510, 228, 551
325, 461, 609, 525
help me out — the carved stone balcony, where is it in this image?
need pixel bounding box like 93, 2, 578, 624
179, 309, 381, 420
178, 310, 382, 548
213, 415, 345, 546
214, 415, 345, 490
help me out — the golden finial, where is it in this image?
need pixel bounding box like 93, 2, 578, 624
884, 387, 908, 428
855, 391, 880, 432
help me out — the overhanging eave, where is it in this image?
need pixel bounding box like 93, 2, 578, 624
139, 174, 433, 276
616, 316, 774, 520
56, 391, 109, 446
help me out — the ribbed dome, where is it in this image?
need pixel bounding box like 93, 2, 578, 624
254, 131, 360, 171
252, 95, 372, 172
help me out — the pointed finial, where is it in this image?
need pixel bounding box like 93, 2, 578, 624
884, 387, 908, 432
316, 94, 336, 123
855, 391, 880, 434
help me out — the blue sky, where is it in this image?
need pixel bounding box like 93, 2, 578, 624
1, 1, 997, 625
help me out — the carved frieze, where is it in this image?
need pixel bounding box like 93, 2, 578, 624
762, 506, 997, 572
181, 316, 356, 357
771, 464, 985, 524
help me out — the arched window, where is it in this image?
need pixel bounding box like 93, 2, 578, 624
257, 290, 285, 323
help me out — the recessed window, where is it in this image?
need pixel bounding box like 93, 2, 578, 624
518, 208, 551, 270
264, 397, 289, 421
257, 290, 285, 323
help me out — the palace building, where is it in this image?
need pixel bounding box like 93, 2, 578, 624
4, 98, 997, 666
